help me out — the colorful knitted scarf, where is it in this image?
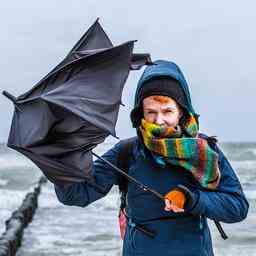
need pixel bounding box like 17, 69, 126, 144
139, 114, 220, 189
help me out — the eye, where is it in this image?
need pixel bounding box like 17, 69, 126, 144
164, 109, 174, 113
146, 110, 156, 114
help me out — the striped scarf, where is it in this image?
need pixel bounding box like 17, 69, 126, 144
139, 114, 220, 189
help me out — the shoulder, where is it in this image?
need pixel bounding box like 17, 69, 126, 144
118, 136, 140, 156
198, 133, 241, 188
198, 132, 218, 143
198, 133, 227, 165
198, 132, 219, 151
107, 136, 139, 156
117, 136, 139, 149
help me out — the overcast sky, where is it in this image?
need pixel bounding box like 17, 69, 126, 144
0, 0, 255, 142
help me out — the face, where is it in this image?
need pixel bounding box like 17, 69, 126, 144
142, 95, 183, 127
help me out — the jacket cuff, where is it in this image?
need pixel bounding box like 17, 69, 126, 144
186, 190, 201, 213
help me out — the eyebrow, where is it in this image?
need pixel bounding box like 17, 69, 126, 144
163, 106, 177, 110
144, 106, 177, 111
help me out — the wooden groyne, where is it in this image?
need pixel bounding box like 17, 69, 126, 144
0, 176, 47, 256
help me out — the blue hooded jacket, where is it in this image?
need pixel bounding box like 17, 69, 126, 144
55, 60, 249, 256
135, 60, 196, 114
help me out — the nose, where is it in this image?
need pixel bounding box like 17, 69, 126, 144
155, 113, 165, 126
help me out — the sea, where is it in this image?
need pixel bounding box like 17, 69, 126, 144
0, 142, 255, 256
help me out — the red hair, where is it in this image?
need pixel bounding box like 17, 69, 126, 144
151, 95, 174, 104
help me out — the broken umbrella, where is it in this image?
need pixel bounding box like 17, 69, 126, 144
3, 19, 152, 188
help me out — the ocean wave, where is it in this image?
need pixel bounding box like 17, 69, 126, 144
0, 187, 35, 233
38, 183, 67, 208
94, 186, 120, 211
230, 160, 256, 179
228, 160, 256, 187
0, 154, 37, 171
0, 208, 12, 234
251, 148, 256, 156
220, 143, 256, 161
0, 178, 8, 186
0, 189, 28, 209
244, 190, 256, 200
241, 147, 256, 159
231, 160, 256, 169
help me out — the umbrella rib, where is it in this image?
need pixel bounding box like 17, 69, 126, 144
20, 41, 135, 100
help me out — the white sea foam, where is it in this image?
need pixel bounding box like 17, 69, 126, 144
95, 190, 120, 211
38, 183, 65, 208
244, 190, 256, 200
0, 154, 36, 171
230, 160, 256, 170
0, 208, 12, 234
0, 178, 8, 186
0, 189, 27, 209
0, 189, 28, 234
251, 148, 256, 156
16, 182, 121, 256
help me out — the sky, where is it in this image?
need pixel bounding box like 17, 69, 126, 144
0, 0, 256, 142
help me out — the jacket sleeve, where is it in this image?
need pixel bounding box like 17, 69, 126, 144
189, 145, 249, 223
54, 142, 122, 207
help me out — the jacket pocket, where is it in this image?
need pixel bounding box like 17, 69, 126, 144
129, 216, 204, 255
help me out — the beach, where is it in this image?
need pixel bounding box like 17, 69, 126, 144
0, 142, 255, 255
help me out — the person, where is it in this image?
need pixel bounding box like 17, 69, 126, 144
54, 60, 249, 256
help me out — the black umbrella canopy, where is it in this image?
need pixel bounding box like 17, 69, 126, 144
3, 19, 152, 186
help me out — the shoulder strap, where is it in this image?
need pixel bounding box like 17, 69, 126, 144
116, 137, 137, 210
197, 134, 228, 240
117, 136, 137, 194
198, 133, 218, 151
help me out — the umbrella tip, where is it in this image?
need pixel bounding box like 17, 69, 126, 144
2, 90, 22, 112
2, 90, 17, 103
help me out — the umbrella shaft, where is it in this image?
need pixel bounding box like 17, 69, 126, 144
92, 152, 164, 201
94, 150, 228, 239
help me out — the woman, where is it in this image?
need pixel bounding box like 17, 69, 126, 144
55, 60, 249, 256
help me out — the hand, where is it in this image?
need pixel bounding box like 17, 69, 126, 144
164, 185, 195, 213
164, 198, 184, 213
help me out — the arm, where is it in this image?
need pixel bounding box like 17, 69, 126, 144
54, 142, 122, 207
189, 145, 249, 223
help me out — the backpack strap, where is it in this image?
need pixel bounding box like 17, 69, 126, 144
198, 133, 218, 149
116, 137, 158, 239
196, 134, 228, 239
117, 137, 137, 209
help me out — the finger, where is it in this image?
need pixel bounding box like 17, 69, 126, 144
164, 200, 172, 211
170, 204, 184, 213
164, 206, 171, 211
164, 205, 171, 211
165, 199, 171, 208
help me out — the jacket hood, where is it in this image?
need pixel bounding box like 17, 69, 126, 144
130, 60, 199, 127
135, 60, 196, 113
